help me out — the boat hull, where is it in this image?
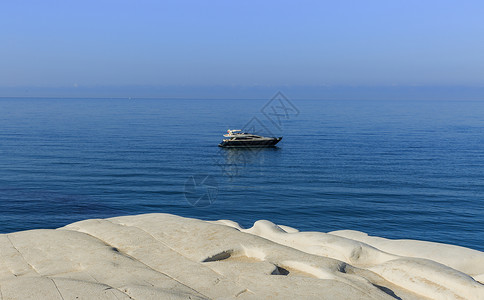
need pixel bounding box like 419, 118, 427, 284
218, 137, 282, 148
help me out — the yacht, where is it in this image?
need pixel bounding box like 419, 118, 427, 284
218, 129, 282, 148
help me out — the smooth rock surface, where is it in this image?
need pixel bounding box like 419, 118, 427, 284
0, 213, 483, 299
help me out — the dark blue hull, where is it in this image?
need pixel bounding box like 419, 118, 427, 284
218, 137, 282, 148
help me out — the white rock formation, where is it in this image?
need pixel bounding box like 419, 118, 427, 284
0, 213, 482, 299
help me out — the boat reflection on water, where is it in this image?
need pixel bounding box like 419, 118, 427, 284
217, 131, 281, 178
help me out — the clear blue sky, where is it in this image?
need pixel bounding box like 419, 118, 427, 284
1, 0, 483, 98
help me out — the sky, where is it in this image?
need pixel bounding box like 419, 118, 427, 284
1, 0, 484, 99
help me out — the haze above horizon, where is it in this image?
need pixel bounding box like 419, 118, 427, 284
1, 1, 483, 99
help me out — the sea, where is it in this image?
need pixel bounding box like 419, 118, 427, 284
0, 97, 483, 251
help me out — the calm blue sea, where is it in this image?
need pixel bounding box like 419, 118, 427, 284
0, 97, 483, 251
